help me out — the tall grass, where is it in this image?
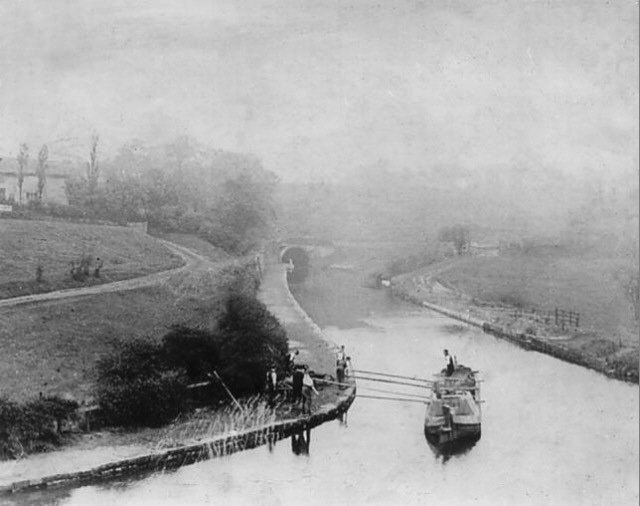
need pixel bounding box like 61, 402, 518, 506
152, 396, 277, 450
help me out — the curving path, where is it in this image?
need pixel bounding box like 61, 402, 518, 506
0, 239, 210, 309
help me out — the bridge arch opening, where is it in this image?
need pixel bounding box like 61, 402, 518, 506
281, 246, 310, 283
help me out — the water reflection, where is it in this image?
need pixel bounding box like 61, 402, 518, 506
290, 428, 312, 455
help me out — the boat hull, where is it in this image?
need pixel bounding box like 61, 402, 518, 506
424, 422, 481, 446
425, 365, 482, 450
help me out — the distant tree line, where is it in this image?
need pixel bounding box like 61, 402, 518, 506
9, 136, 278, 255
64, 136, 278, 254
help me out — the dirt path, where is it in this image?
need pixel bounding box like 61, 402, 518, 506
0, 239, 208, 309
0, 251, 353, 494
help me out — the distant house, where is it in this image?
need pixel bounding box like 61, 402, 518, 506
0, 157, 69, 205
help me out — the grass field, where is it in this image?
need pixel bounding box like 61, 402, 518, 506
0, 228, 243, 402
392, 245, 639, 379
435, 248, 638, 344
0, 219, 184, 299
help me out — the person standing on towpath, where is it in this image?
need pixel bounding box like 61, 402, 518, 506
266, 366, 278, 407
301, 366, 319, 414
336, 345, 348, 386
287, 349, 300, 373
292, 364, 304, 404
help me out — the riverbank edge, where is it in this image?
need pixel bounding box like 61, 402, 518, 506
390, 285, 639, 384
0, 259, 356, 496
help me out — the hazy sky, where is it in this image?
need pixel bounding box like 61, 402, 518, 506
0, 0, 637, 182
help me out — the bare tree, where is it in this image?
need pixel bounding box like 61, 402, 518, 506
87, 135, 100, 204
16, 143, 29, 204
37, 144, 48, 201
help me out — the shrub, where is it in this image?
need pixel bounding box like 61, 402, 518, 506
0, 396, 78, 460
198, 221, 244, 254
95, 338, 188, 427
216, 263, 261, 300
97, 371, 188, 428
94, 294, 288, 427
161, 326, 220, 382
216, 294, 288, 396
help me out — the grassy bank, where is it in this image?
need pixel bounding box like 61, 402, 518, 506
0, 234, 244, 402
392, 247, 639, 381
0, 219, 184, 299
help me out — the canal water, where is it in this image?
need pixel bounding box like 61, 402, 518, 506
13, 255, 640, 506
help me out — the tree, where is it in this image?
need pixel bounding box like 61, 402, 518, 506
36, 145, 48, 201
16, 144, 29, 204
95, 338, 188, 427
438, 225, 470, 255
216, 294, 288, 395
210, 167, 277, 253
87, 135, 100, 205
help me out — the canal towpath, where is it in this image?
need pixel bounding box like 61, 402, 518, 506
0, 250, 354, 495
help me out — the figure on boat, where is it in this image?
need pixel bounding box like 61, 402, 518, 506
425, 359, 481, 451
443, 349, 456, 376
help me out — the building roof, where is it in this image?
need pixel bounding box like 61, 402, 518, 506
0, 156, 74, 178
0, 171, 68, 178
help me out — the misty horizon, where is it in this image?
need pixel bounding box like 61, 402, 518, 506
0, 0, 637, 186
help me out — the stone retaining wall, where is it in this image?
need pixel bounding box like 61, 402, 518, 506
1, 254, 356, 496
1, 388, 355, 495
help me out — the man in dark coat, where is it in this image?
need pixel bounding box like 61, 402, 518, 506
266, 366, 278, 407
292, 364, 304, 404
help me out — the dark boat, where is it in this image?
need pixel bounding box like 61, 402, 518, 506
424, 365, 481, 448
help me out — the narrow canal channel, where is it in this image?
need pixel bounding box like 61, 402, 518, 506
16, 251, 640, 506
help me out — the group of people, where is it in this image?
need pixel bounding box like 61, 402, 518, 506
265, 350, 318, 414
265, 345, 352, 414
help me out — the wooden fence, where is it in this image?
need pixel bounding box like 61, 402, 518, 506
511, 307, 580, 330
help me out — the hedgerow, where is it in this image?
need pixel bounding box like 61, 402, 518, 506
0, 396, 78, 460
94, 294, 289, 428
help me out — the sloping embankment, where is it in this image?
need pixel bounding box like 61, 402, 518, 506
390, 285, 638, 384
0, 258, 356, 496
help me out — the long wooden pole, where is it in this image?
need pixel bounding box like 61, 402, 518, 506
212, 370, 244, 412
352, 369, 433, 384
352, 374, 432, 389
357, 394, 428, 404
322, 378, 429, 400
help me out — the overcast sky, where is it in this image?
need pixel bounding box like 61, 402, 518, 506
0, 0, 637, 182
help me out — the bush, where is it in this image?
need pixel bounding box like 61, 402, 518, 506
216, 294, 288, 395
95, 338, 188, 427
161, 326, 219, 382
97, 371, 187, 428
216, 263, 261, 300
94, 294, 288, 428
0, 396, 78, 460
198, 221, 244, 254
